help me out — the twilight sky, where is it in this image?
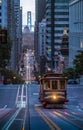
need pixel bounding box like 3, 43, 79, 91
20, 0, 35, 26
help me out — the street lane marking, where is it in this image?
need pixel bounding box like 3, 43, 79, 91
37, 110, 55, 130
53, 111, 83, 129
33, 93, 39, 96
2, 108, 21, 130
35, 107, 61, 130
3, 105, 7, 109
15, 84, 27, 108
26, 84, 27, 105
56, 110, 83, 121
34, 104, 42, 107
15, 86, 20, 105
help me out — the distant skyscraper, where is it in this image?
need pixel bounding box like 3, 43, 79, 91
34, 0, 46, 62
35, 0, 46, 23
27, 11, 32, 31
39, 19, 46, 57
46, 0, 69, 70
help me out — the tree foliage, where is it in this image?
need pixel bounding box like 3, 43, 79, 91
63, 51, 83, 78
63, 68, 75, 79
1, 69, 24, 84
73, 50, 83, 75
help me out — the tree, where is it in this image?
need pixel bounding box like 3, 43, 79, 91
73, 50, 83, 76
1, 69, 24, 84
0, 27, 12, 69
63, 68, 75, 79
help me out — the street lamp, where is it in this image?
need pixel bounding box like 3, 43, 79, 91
13, 76, 16, 80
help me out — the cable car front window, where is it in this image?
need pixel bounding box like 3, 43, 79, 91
60, 81, 65, 89
52, 81, 58, 89
44, 81, 50, 90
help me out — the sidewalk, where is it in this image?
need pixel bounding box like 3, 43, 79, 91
67, 84, 83, 110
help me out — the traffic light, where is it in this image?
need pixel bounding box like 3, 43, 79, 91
0, 29, 7, 44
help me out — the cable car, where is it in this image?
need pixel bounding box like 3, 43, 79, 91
39, 73, 68, 108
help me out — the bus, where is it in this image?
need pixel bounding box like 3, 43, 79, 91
39, 73, 68, 108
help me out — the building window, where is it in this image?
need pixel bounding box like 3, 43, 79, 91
80, 41, 83, 48
55, 12, 69, 15
0, 19, 1, 23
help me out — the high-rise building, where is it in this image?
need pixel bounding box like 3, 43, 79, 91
14, 0, 22, 71
0, 0, 7, 28
35, 0, 46, 23
7, 0, 16, 70
69, 0, 83, 67
27, 11, 32, 31
34, 0, 46, 63
0, 0, 22, 71
46, 0, 69, 71
60, 28, 69, 68
38, 19, 46, 74
39, 19, 46, 57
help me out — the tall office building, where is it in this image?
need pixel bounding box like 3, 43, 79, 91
14, 0, 22, 71
35, 0, 46, 23
7, 0, 16, 70
0, 0, 7, 28
0, 0, 16, 69
46, 0, 69, 71
0, 0, 22, 71
34, 0, 46, 62
69, 0, 83, 67
38, 19, 46, 74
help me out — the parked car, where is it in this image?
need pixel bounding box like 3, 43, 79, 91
67, 79, 79, 84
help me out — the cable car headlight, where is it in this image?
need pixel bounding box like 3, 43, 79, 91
52, 95, 57, 100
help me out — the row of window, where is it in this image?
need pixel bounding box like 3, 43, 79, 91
0, 6, 1, 10
47, 5, 69, 9
43, 80, 65, 90
47, 18, 69, 21
47, 24, 69, 27
46, 12, 69, 15
47, 30, 67, 33
46, 0, 69, 3
0, 5, 2, 22
47, 36, 61, 40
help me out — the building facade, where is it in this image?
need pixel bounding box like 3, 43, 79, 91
34, 0, 46, 62
0, 0, 7, 28
38, 19, 46, 74
38, 19, 46, 57
46, 0, 69, 71
0, 0, 22, 71
7, 0, 16, 70
69, 0, 83, 67
60, 28, 69, 68
14, 0, 22, 71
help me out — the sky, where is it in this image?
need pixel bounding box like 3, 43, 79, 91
20, 0, 35, 26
